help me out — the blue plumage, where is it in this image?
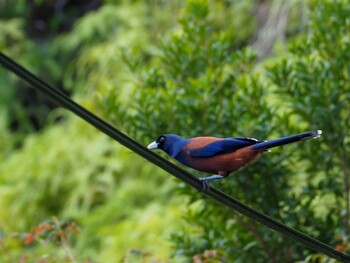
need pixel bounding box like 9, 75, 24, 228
150, 134, 188, 158
188, 138, 259, 158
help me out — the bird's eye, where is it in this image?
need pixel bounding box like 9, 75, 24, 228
158, 136, 165, 143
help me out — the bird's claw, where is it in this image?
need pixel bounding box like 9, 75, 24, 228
198, 175, 224, 192
199, 177, 211, 192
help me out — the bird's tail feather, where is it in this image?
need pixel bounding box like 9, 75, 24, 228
251, 130, 322, 150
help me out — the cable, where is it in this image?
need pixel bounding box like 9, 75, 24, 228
1, 52, 349, 262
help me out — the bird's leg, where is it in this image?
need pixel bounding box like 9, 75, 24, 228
199, 175, 225, 191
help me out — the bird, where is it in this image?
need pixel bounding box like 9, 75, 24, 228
147, 130, 322, 190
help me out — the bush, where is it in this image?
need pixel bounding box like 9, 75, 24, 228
99, 0, 349, 261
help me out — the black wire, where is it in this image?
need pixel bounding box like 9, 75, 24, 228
1, 51, 349, 262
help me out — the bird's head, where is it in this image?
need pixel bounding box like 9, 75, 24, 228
147, 134, 187, 158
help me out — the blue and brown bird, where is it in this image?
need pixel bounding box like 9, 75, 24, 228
147, 130, 322, 189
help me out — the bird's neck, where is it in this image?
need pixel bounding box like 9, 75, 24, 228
165, 139, 188, 158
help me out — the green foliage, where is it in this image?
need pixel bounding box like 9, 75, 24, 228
1, 1, 187, 261
0, 7, 60, 136
0, 114, 182, 262
0, 0, 102, 138
267, 0, 350, 241
115, 0, 270, 142
94, 0, 349, 262
1, 0, 349, 262
97, 1, 311, 262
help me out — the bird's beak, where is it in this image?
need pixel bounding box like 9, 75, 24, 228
147, 141, 159, 150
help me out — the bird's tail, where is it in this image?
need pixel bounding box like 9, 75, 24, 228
251, 130, 322, 151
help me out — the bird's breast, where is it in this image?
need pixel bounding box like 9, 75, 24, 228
182, 146, 263, 175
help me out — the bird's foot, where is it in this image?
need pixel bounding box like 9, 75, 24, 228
199, 175, 224, 192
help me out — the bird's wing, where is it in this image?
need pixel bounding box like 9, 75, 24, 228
188, 138, 259, 158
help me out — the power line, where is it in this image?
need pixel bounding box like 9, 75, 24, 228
0, 52, 349, 262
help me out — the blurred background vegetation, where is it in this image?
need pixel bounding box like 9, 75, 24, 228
0, 0, 349, 262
